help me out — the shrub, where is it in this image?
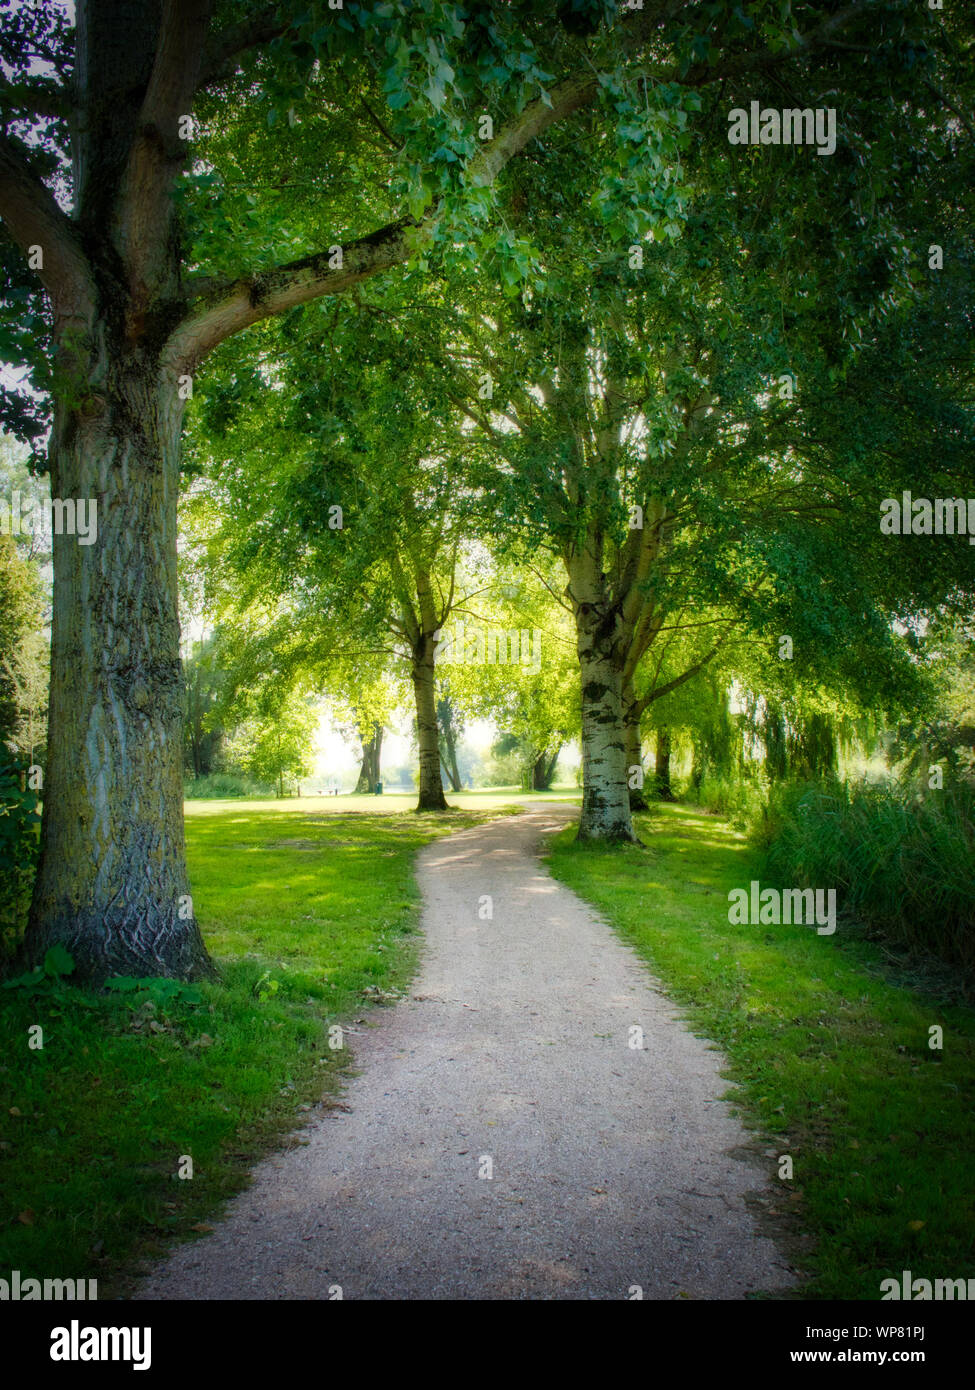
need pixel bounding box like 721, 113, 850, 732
183, 772, 274, 799
686, 772, 764, 830
0, 747, 41, 965
757, 777, 975, 974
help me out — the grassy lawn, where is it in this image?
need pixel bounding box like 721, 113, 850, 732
0, 801, 516, 1297
546, 801, 975, 1300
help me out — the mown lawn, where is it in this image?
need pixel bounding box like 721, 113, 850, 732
546, 802, 975, 1300
0, 802, 514, 1297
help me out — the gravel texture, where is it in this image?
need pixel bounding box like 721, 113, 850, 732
135, 804, 795, 1301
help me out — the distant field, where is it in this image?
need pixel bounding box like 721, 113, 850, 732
185, 787, 582, 817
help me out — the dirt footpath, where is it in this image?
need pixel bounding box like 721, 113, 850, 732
136, 804, 795, 1300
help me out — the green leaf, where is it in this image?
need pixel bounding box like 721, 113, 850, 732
43, 945, 75, 978
3, 967, 45, 991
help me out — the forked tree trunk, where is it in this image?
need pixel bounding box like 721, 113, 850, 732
531, 743, 559, 791
354, 722, 382, 793
26, 370, 212, 981
440, 740, 462, 793
437, 695, 462, 792
412, 634, 448, 811
574, 604, 636, 843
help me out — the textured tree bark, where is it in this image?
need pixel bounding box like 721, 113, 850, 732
577, 647, 635, 839
26, 368, 212, 980
573, 602, 636, 841
565, 535, 637, 842
654, 727, 676, 801
412, 634, 448, 811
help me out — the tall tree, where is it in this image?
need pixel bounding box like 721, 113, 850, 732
0, 0, 601, 975
437, 16, 973, 840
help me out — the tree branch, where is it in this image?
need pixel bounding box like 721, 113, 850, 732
0, 74, 73, 121
196, 6, 294, 90
165, 0, 875, 372
165, 215, 426, 372
117, 0, 214, 311
0, 132, 93, 327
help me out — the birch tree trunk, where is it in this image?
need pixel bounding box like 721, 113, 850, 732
569, 546, 637, 843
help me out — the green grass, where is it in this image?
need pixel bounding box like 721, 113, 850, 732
0, 801, 516, 1296
546, 801, 975, 1300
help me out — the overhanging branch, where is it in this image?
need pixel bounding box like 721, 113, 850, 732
165, 0, 876, 371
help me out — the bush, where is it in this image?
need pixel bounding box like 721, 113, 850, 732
757, 777, 975, 974
686, 772, 764, 830
183, 772, 274, 799
0, 748, 41, 965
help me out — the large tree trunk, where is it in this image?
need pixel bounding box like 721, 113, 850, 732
25, 370, 212, 981
654, 727, 676, 801
412, 634, 448, 811
573, 598, 636, 843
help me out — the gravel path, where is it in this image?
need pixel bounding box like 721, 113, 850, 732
136, 804, 795, 1301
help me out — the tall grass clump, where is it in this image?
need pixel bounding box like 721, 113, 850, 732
686, 772, 765, 830
757, 778, 975, 974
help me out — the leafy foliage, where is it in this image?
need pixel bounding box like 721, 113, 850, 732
0, 746, 41, 963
